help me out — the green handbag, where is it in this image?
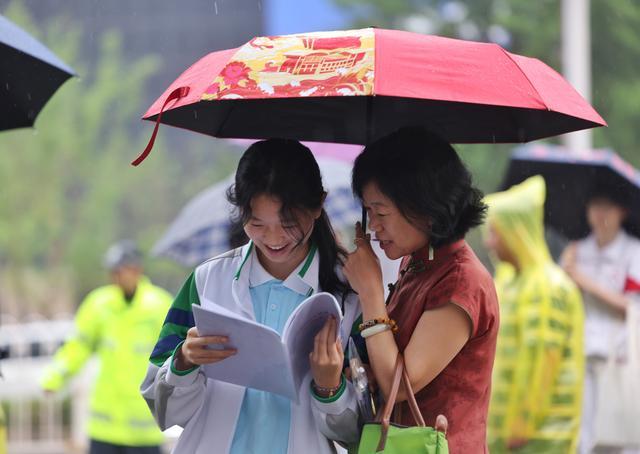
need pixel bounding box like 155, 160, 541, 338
355, 355, 449, 453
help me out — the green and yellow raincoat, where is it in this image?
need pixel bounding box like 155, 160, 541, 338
485, 176, 584, 453
41, 277, 172, 446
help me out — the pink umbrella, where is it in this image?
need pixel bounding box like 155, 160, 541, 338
133, 27, 605, 165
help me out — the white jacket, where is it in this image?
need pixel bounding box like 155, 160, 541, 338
141, 243, 362, 454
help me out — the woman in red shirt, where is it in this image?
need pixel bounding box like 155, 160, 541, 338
312, 127, 499, 453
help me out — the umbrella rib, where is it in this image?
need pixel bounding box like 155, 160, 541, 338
497, 46, 550, 112
215, 102, 237, 138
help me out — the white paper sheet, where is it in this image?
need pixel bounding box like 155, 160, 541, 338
192, 292, 342, 401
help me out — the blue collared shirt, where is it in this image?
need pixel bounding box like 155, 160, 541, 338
230, 245, 316, 454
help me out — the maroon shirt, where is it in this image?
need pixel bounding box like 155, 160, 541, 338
387, 240, 499, 454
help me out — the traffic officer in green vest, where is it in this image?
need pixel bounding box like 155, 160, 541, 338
41, 240, 173, 454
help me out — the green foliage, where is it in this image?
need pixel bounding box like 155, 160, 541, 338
0, 3, 238, 304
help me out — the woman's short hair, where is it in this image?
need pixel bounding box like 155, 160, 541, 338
352, 127, 487, 247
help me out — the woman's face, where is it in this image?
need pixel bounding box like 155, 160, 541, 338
362, 182, 429, 260
244, 193, 320, 277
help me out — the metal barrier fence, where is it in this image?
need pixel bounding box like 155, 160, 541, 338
0, 316, 180, 454
0, 316, 85, 454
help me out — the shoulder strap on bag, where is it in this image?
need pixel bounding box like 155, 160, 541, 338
375, 354, 426, 451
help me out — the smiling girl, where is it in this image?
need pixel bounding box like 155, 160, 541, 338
141, 139, 360, 454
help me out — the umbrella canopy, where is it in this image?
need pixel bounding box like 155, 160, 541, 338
153, 156, 361, 266
501, 144, 640, 240
134, 27, 605, 165
0, 15, 75, 131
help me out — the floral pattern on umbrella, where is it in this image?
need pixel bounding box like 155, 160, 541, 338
202, 29, 375, 100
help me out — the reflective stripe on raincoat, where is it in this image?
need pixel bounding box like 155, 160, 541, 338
41, 277, 172, 446
485, 176, 584, 453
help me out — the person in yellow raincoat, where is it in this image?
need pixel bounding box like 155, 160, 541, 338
484, 176, 585, 453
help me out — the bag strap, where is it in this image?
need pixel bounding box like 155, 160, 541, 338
375, 354, 425, 451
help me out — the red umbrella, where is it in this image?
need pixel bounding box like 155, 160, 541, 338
133, 27, 605, 165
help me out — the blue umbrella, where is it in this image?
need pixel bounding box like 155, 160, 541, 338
0, 14, 75, 131
501, 144, 640, 239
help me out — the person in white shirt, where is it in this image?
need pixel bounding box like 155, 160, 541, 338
561, 181, 640, 454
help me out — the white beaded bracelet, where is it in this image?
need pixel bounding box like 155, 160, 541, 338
361, 323, 392, 339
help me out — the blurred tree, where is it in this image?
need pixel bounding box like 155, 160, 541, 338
0, 3, 238, 312
332, 0, 640, 190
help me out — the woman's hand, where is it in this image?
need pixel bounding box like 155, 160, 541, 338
310, 316, 343, 389
174, 327, 237, 371
343, 223, 384, 301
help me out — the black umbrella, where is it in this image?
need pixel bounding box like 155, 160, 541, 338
0, 14, 75, 131
501, 144, 640, 240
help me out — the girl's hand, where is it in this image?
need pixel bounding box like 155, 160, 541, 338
175, 326, 237, 371
343, 223, 383, 301
310, 316, 343, 389
560, 242, 578, 277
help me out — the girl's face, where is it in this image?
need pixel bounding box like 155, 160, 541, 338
362, 182, 429, 260
244, 194, 321, 278
587, 197, 627, 239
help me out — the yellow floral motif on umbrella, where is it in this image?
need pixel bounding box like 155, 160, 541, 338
202, 29, 375, 100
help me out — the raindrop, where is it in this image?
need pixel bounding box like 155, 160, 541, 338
5, 82, 9, 91
27, 93, 32, 101
214, 1, 218, 15
257, 0, 262, 11
194, 111, 198, 119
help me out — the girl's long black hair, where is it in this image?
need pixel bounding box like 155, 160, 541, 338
227, 139, 350, 298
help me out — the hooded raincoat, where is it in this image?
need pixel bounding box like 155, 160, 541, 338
485, 176, 584, 453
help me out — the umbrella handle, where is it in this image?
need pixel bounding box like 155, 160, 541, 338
131, 86, 190, 166
361, 206, 367, 233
